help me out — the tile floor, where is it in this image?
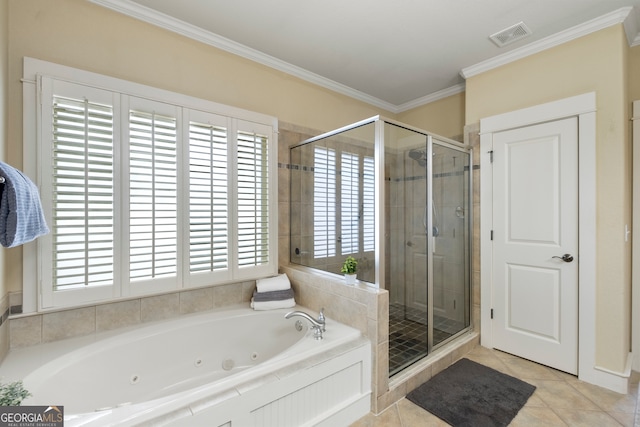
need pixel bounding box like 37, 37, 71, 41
388, 304, 460, 375
352, 345, 640, 426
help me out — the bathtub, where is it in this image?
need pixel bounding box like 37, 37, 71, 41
1, 304, 371, 426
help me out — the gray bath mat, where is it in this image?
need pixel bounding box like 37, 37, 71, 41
406, 358, 535, 427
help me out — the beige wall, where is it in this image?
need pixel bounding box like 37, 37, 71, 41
628, 45, 640, 101
466, 25, 632, 373
5, 0, 400, 295
398, 91, 465, 141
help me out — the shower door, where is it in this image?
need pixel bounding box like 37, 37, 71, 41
387, 123, 471, 376
387, 123, 430, 376
431, 141, 470, 347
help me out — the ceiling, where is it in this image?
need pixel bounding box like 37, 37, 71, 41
93, 0, 640, 112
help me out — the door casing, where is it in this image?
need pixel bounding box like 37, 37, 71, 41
479, 92, 627, 394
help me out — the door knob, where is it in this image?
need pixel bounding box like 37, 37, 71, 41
552, 254, 574, 263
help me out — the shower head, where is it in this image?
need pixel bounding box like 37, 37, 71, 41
408, 149, 425, 161
409, 149, 427, 167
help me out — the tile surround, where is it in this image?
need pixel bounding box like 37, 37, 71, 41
96, 299, 141, 332
8, 280, 255, 350
42, 306, 96, 343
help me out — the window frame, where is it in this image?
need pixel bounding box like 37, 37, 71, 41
23, 57, 278, 313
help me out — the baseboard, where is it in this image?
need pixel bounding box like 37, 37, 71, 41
581, 353, 632, 394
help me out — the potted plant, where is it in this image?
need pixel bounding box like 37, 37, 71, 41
0, 381, 30, 406
341, 256, 358, 285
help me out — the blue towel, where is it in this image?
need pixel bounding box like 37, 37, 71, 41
0, 162, 49, 248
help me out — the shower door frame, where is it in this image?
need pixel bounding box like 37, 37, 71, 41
382, 118, 474, 372
289, 116, 474, 372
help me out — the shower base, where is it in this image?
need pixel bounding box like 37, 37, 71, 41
389, 303, 463, 376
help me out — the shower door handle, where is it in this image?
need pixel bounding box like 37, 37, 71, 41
552, 254, 574, 263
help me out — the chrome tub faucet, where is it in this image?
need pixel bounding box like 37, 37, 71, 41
285, 308, 326, 340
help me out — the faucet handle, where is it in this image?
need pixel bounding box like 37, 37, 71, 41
318, 308, 326, 331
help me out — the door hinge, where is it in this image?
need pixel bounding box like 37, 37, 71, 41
491, 309, 494, 319
488, 150, 494, 163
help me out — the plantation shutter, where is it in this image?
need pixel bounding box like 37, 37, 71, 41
341, 152, 359, 255
363, 155, 375, 252
188, 120, 229, 274
128, 107, 178, 282
51, 95, 115, 291
33, 64, 277, 310
313, 147, 337, 258
236, 127, 270, 268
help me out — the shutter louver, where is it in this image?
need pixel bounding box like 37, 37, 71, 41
51, 96, 114, 290
237, 130, 269, 267
341, 152, 359, 255
313, 147, 336, 258
129, 110, 178, 281
189, 121, 229, 273
363, 156, 375, 252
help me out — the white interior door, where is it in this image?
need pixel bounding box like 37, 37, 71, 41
492, 117, 578, 375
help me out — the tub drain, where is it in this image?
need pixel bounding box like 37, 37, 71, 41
130, 375, 140, 385
222, 358, 234, 371
250, 352, 259, 361
194, 358, 203, 367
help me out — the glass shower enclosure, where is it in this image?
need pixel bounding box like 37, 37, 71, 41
289, 117, 472, 377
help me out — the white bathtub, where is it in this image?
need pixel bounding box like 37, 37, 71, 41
1, 305, 371, 426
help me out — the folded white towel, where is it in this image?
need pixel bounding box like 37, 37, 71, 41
256, 273, 291, 293
250, 297, 296, 311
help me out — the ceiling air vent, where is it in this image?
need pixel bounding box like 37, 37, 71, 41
489, 21, 532, 47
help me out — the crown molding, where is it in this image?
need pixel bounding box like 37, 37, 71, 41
395, 83, 466, 113
90, 1, 636, 113
625, 7, 640, 47
89, 0, 401, 112
461, 6, 635, 79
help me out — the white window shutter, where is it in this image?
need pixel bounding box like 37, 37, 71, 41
363, 155, 375, 252
32, 63, 277, 310
127, 99, 179, 289
236, 128, 270, 268
313, 147, 336, 258
341, 152, 359, 255
40, 78, 119, 308
185, 110, 231, 286
52, 96, 115, 290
